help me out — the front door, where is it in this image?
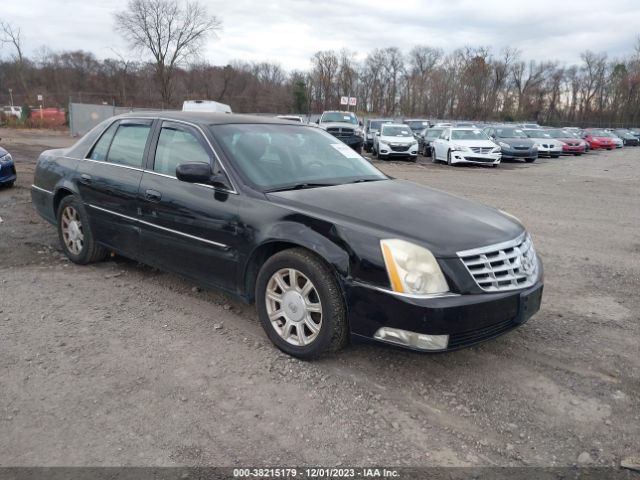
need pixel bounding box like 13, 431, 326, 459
137, 121, 240, 292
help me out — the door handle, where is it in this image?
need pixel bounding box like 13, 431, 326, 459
145, 189, 162, 202
80, 173, 92, 185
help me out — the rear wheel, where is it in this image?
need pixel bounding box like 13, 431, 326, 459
57, 195, 107, 264
256, 248, 348, 359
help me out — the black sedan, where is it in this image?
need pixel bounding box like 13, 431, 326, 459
31, 112, 543, 358
613, 129, 639, 146
484, 126, 539, 162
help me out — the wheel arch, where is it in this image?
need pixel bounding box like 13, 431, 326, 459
242, 233, 350, 303
52, 183, 79, 217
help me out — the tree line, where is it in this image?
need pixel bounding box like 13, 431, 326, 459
1, 1, 640, 127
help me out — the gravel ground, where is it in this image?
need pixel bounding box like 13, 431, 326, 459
0, 128, 639, 469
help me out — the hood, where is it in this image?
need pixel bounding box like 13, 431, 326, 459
380, 135, 415, 144
320, 122, 358, 130
452, 139, 497, 148
497, 138, 535, 148
268, 179, 523, 257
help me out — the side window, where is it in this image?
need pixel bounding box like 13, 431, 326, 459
154, 125, 211, 176
106, 123, 152, 168
89, 121, 119, 161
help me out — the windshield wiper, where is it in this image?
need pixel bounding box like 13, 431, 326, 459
265, 182, 337, 193
350, 178, 385, 184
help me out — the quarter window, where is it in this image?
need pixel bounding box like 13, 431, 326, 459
89, 121, 119, 161
154, 126, 211, 176
106, 123, 151, 168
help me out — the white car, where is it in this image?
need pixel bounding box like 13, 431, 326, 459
373, 124, 419, 161
2, 105, 22, 119
432, 128, 501, 167
522, 129, 563, 158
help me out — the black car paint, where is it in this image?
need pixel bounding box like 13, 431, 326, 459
31, 112, 543, 350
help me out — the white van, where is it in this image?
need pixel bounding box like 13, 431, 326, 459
182, 100, 232, 114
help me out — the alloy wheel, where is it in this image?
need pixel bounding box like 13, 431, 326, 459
265, 268, 322, 346
61, 205, 84, 255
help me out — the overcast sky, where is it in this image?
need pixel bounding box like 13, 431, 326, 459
2, 0, 639, 70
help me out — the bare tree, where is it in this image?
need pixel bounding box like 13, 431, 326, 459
0, 20, 29, 95
114, 0, 221, 106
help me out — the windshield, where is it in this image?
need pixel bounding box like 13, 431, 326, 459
586, 129, 608, 136
495, 128, 528, 139
451, 129, 490, 140
405, 120, 429, 131
425, 129, 444, 139
547, 130, 570, 139
381, 126, 413, 137
211, 124, 386, 191
369, 120, 391, 131
320, 112, 358, 125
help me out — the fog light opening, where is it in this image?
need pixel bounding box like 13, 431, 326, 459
374, 327, 449, 351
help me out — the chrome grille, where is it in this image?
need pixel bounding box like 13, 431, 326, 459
470, 147, 493, 154
457, 233, 539, 292
327, 127, 354, 138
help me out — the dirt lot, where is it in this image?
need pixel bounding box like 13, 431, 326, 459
0, 128, 639, 468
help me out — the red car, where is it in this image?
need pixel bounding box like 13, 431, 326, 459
581, 129, 616, 150
546, 129, 586, 155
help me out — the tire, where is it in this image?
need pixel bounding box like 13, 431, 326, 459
1, 181, 14, 188
525, 158, 536, 163
255, 248, 348, 359
551, 154, 560, 158
447, 150, 452, 166
57, 195, 107, 265
355, 145, 362, 154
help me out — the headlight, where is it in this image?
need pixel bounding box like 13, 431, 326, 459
0, 153, 12, 163
499, 141, 510, 149
355, 128, 364, 137
411, 140, 418, 146
380, 239, 449, 295
451, 144, 469, 152
491, 147, 501, 153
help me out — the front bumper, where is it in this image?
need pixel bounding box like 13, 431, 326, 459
347, 279, 544, 352
330, 134, 363, 150
0, 160, 17, 184
536, 145, 563, 156
378, 143, 419, 157
500, 147, 538, 159
561, 144, 586, 154
451, 151, 501, 165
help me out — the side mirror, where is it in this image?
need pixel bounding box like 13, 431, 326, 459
359, 121, 363, 127
176, 162, 213, 184
315, 119, 320, 124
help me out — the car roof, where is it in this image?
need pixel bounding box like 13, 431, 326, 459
115, 111, 296, 126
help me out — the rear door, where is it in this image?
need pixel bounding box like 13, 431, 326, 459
76, 118, 153, 258
137, 120, 240, 292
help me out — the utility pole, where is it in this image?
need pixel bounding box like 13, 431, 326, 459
8, 89, 13, 107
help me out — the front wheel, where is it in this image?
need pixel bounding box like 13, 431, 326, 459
447, 150, 452, 166
256, 248, 348, 359
57, 195, 107, 264
525, 158, 537, 163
